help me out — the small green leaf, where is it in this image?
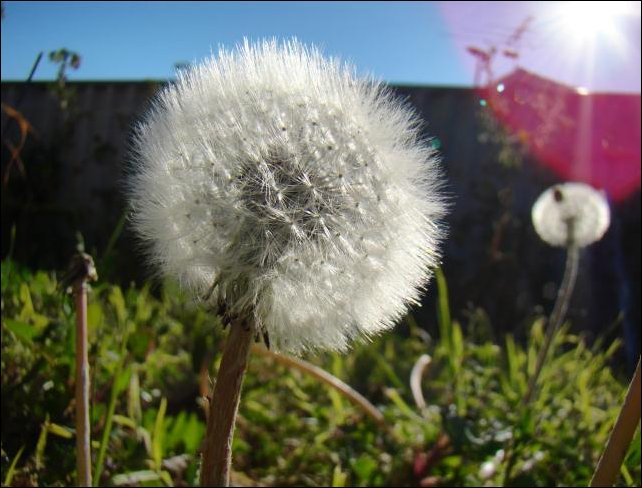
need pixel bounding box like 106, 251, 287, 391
153, 397, 168, 470
15, 278, 49, 330
135, 287, 153, 324
3, 446, 25, 487
35, 416, 50, 470
452, 321, 465, 366
505, 334, 525, 395
620, 464, 634, 486
435, 268, 452, 353
112, 414, 138, 430
127, 369, 142, 423
182, 414, 205, 454
383, 388, 421, 420
112, 470, 161, 486
328, 388, 346, 424
331, 464, 347, 487
18, 283, 34, 316
3, 319, 37, 342
109, 286, 127, 324
159, 469, 173, 487
441, 454, 463, 468
164, 412, 186, 453
48, 422, 74, 439
351, 454, 377, 485
115, 366, 132, 395
87, 301, 104, 340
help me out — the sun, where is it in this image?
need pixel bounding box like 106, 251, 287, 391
556, 1, 634, 42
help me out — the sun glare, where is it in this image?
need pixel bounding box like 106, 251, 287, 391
557, 1, 634, 42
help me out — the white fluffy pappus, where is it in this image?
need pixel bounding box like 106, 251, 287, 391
128, 39, 447, 354
531, 182, 610, 248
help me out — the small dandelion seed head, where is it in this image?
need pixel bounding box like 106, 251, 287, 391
531, 182, 610, 248
127, 38, 447, 354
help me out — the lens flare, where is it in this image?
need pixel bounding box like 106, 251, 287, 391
556, 1, 634, 44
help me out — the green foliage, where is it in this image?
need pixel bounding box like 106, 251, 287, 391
1, 263, 639, 486
1, 263, 218, 486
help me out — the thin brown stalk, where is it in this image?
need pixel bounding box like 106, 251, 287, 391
200, 319, 254, 487
590, 357, 641, 487
74, 280, 92, 486
67, 253, 97, 487
252, 345, 386, 427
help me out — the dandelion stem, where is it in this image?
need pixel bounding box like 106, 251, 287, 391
503, 243, 580, 486
201, 319, 254, 487
590, 357, 641, 487
522, 244, 580, 406
74, 278, 92, 486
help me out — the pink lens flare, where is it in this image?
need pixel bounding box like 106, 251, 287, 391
481, 69, 640, 202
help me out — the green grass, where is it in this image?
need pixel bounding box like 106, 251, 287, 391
1, 263, 639, 486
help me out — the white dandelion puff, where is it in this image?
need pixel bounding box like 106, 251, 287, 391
128, 38, 447, 354
531, 182, 610, 248
521, 182, 610, 415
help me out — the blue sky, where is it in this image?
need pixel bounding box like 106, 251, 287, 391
2, 1, 641, 92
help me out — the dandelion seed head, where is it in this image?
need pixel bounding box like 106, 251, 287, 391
531, 182, 610, 248
128, 39, 447, 353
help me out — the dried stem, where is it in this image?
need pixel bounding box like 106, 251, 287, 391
590, 357, 641, 487
410, 354, 432, 410
65, 252, 97, 487
200, 319, 254, 487
73, 276, 93, 486
252, 345, 386, 427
